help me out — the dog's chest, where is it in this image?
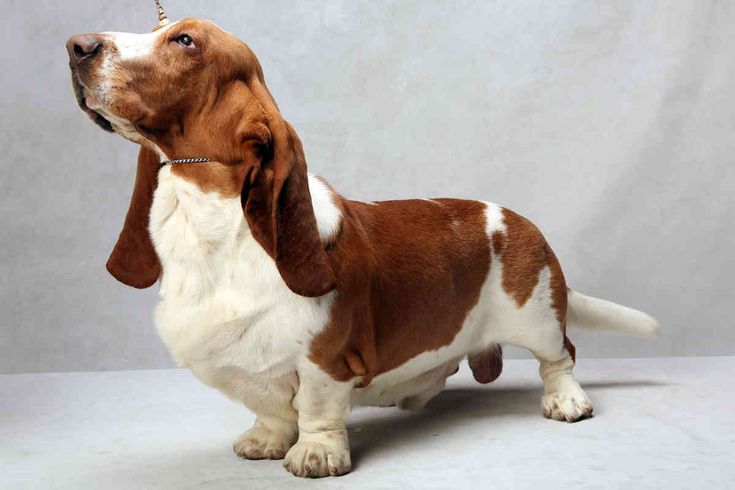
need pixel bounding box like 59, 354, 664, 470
148, 168, 331, 381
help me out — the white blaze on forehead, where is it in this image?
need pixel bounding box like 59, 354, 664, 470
103, 21, 178, 60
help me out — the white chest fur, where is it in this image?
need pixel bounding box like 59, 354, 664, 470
148, 167, 335, 386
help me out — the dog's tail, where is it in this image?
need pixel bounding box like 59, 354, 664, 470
566, 289, 660, 337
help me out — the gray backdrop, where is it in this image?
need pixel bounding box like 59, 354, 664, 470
2, 0, 733, 374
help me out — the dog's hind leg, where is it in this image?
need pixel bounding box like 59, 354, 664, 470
488, 209, 592, 422
497, 313, 592, 422
502, 295, 593, 422
534, 335, 592, 422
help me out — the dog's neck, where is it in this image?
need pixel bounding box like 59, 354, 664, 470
165, 158, 252, 198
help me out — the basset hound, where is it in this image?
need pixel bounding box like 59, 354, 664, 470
66, 18, 659, 478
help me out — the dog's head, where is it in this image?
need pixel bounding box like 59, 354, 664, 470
66, 19, 335, 297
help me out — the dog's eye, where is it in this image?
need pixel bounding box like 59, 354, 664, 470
174, 34, 194, 47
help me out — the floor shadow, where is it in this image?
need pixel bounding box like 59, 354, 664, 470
348, 379, 667, 466
583, 380, 665, 390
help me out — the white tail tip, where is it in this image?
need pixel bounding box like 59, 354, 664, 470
567, 290, 660, 337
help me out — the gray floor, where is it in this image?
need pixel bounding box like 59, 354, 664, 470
2, 357, 733, 489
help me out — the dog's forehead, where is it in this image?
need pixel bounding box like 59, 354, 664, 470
101, 19, 233, 61
102, 21, 179, 60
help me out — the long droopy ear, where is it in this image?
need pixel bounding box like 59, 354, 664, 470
106, 145, 162, 288
242, 108, 336, 297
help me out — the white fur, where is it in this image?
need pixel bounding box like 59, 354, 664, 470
103, 22, 178, 61
285, 361, 353, 477
150, 168, 335, 384
539, 356, 593, 421
307, 177, 341, 242
567, 289, 660, 337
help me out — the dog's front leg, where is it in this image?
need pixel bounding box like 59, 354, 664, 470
283, 362, 353, 478
232, 375, 299, 460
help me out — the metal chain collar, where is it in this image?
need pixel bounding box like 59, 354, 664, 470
160, 157, 211, 167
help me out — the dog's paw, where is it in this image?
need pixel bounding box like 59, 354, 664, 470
541, 390, 593, 422
233, 425, 296, 460
283, 438, 351, 478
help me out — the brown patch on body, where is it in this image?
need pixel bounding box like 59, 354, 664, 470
468, 344, 503, 384
497, 209, 551, 307
497, 208, 574, 355
309, 199, 491, 386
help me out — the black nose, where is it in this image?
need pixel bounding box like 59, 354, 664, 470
66, 34, 102, 66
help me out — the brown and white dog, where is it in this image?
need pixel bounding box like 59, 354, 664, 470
66, 18, 659, 478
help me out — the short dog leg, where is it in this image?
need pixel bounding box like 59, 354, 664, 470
234, 415, 298, 460
538, 347, 593, 423
498, 315, 592, 422
233, 376, 299, 460
283, 363, 353, 478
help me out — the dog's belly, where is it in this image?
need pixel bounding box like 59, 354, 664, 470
352, 358, 462, 408
352, 310, 489, 408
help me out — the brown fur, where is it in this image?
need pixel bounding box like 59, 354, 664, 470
496, 209, 550, 308
106, 146, 161, 288
309, 198, 491, 386
243, 117, 336, 297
